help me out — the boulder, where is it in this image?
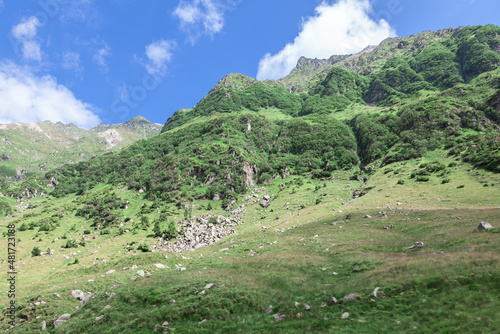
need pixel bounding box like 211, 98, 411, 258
79, 294, 93, 308
478, 221, 493, 230
343, 294, 361, 302
407, 242, 424, 250
137, 270, 145, 277
154, 263, 166, 269
260, 200, 270, 208
70, 290, 84, 300
54, 314, 71, 328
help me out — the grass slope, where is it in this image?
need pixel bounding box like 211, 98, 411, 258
1, 151, 499, 333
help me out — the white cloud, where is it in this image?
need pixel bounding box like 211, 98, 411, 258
0, 0, 5, 12
11, 16, 43, 62
256, 0, 396, 80
0, 61, 101, 129
173, 0, 226, 44
62, 51, 83, 75
93, 43, 111, 71
143, 40, 175, 75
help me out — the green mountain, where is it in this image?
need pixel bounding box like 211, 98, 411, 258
0, 116, 162, 180
1, 25, 500, 333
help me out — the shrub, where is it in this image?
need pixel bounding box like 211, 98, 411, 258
31, 246, 41, 257
397, 179, 405, 185
442, 179, 450, 184
137, 243, 149, 252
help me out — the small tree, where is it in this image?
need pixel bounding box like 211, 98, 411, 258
152, 220, 165, 238
165, 222, 178, 240
31, 246, 41, 257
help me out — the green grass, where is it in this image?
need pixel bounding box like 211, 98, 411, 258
1, 153, 499, 333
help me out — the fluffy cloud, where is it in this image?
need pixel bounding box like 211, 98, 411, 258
173, 0, 226, 44
256, 0, 396, 80
143, 40, 175, 75
11, 16, 43, 62
0, 62, 101, 129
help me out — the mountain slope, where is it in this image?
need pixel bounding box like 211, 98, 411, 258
0, 116, 162, 179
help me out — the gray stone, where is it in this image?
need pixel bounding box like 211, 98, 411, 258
71, 290, 84, 300
407, 242, 424, 249
162, 321, 170, 327
260, 200, 270, 208
341, 312, 350, 319
105, 270, 115, 275
137, 270, 145, 277
478, 221, 493, 230
41, 320, 46, 331
96, 315, 104, 321
343, 294, 361, 302
272, 313, 286, 322
103, 305, 111, 310
204, 283, 214, 290
108, 293, 117, 299
79, 294, 93, 308
304, 303, 311, 310
154, 263, 166, 269
364, 215, 372, 219
266, 305, 273, 314
372, 287, 380, 297
54, 314, 71, 328
262, 195, 271, 201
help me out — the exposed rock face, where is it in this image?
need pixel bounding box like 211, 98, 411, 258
98, 129, 123, 147
242, 164, 258, 187
154, 215, 242, 253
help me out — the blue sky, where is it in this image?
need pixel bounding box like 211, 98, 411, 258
0, 0, 498, 128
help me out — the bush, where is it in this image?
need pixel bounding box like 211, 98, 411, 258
31, 246, 41, 257
137, 243, 149, 252
397, 179, 405, 185
442, 179, 450, 184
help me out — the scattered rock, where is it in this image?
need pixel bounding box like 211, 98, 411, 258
406, 242, 424, 250
162, 321, 170, 327
96, 315, 104, 321
220, 248, 229, 252
260, 200, 270, 208
199, 319, 207, 324
204, 283, 214, 290
272, 313, 286, 322
262, 195, 271, 201
105, 270, 115, 275
266, 305, 273, 314
108, 293, 116, 299
383, 225, 394, 230
478, 222, 493, 230
70, 290, 84, 300
154, 263, 166, 269
364, 215, 372, 219
343, 294, 361, 302
79, 294, 93, 308
54, 314, 71, 328
53, 293, 61, 298
432, 251, 445, 255
41, 320, 46, 331
304, 303, 311, 310
137, 270, 145, 277
341, 312, 350, 319
372, 287, 380, 297
103, 305, 111, 310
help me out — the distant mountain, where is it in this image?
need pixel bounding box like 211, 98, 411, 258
0, 116, 162, 179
